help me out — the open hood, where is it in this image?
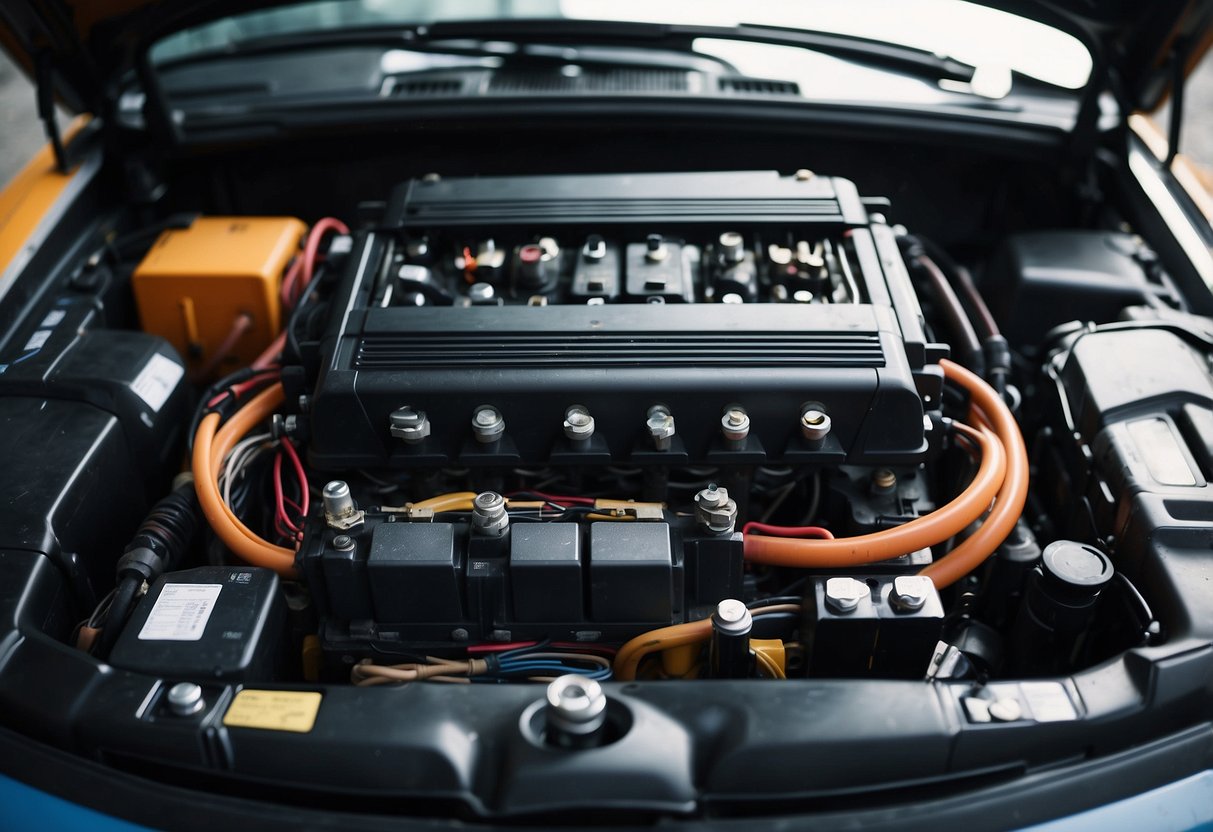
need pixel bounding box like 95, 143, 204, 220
1, 0, 1211, 118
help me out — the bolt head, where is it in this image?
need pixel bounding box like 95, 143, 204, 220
800, 408, 832, 442
713, 599, 752, 634
988, 697, 1023, 723
824, 577, 868, 614
546, 675, 607, 735
333, 534, 354, 551
471, 406, 505, 442
890, 575, 933, 612
390, 406, 431, 442
166, 682, 204, 716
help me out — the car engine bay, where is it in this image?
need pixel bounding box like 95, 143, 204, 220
2, 140, 1212, 818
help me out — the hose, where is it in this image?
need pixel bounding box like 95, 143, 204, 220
916, 254, 985, 375
193, 383, 298, 577
919, 359, 1029, 588
742, 360, 1027, 590
743, 421, 1005, 569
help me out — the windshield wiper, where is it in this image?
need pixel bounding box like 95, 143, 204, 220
154, 17, 978, 88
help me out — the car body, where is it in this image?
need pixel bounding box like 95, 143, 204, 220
1, 2, 1213, 830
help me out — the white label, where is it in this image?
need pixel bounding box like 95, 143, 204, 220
1021, 682, 1078, 722
40, 309, 66, 328
138, 583, 223, 641
22, 330, 51, 351
131, 353, 184, 413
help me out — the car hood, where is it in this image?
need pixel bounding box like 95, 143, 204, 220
0, 1, 1210, 123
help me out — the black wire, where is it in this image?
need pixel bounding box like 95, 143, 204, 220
94, 575, 141, 658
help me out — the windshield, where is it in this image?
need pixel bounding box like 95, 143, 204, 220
151, 0, 1092, 90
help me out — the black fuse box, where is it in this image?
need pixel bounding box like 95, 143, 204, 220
805, 575, 944, 678
109, 566, 286, 681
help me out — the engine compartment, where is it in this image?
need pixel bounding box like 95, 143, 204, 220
2, 142, 1212, 818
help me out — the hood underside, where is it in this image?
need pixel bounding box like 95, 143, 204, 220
0, 1, 1210, 124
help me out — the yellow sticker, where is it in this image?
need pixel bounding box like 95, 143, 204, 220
223, 689, 323, 733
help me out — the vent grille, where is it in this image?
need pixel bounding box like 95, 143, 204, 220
356, 332, 884, 370
489, 68, 689, 94
404, 197, 843, 225
719, 77, 800, 95
389, 77, 465, 97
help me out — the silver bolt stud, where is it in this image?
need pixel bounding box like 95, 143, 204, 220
890, 575, 933, 613
824, 577, 869, 615
389, 405, 431, 443
646, 405, 676, 451
794, 168, 815, 181
563, 405, 595, 443
800, 407, 832, 447
471, 491, 509, 537
471, 405, 505, 444
695, 484, 738, 534
713, 598, 753, 635
719, 231, 745, 264
332, 534, 355, 552
467, 282, 495, 304
166, 682, 204, 716
721, 405, 751, 449
323, 480, 356, 525
545, 674, 607, 740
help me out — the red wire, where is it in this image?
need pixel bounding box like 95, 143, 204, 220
272, 451, 301, 537
741, 522, 835, 539
506, 489, 595, 507
279, 438, 310, 518
206, 370, 279, 408
278, 256, 304, 308
291, 218, 349, 306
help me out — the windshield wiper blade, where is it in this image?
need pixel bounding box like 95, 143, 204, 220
416, 18, 977, 85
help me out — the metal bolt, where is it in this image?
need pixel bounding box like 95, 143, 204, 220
713, 599, 752, 635
166, 682, 204, 716
721, 406, 751, 447
471, 491, 509, 537
333, 534, 355, 552
646, 405, 676, 451
824, 577, 869, 615
800, 407, 832, 446
389, 406, 431, 443
467, 282, 495, 304
719, 231, 745, 263
471, 405, 505, 444
872, 468, 897, 493
451, 627, 469, 641
695, 484, 738, 534
721, 293, 744, 304
545, 674, 607, 740
563, 405, 595, 443
988, 697, 1023, 723
890, 575, 932, 613
323, 481, 357, 525
794, 168, 814, 181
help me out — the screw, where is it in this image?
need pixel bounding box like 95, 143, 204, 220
794, 168, 814, 181
389, 405, 431, 443
695, 484, 738, 534
872, 468, 897, 493
646, 405, 676, 451
718, 231, 745, 263
800, 407, 832, 446
889, 575, 932, 612
322, 481, 357, 527
166, 682, 204, 716
713, 599, 752, 634
824, 577, 868, 615
720, 406, 751, 446
563, 405, 595, 442
451, 627, 470, 641
545, 675, 608, 742
467, 282, 495, 304
332, 534, 355, 552
471, 491, 509, 537
471, 405, 505, 444
988, 697, 1023, 723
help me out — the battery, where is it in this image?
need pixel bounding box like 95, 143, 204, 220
109, 566, 287, 681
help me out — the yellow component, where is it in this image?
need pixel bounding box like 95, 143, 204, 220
0, 116, 90, 275
223, 689, 323, 733
132, 216, 305, 374
660, 642, 701, 678
592, 499, 665, 520
301, 634, 323, 682
751, 638, 787, 679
